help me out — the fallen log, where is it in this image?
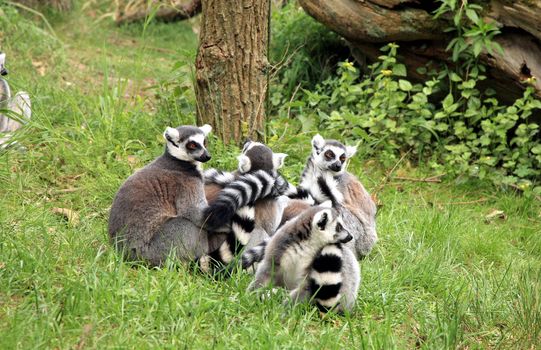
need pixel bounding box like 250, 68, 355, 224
299, 0, 541, 100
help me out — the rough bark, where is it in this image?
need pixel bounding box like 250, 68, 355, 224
115, 0, 201, 24
195, 0, 270, 144
488, 0, 541, 41
298, 0, 444, 43
299, 0, 541, 99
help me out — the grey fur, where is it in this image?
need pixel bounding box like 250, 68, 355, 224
108, 124, 218, 266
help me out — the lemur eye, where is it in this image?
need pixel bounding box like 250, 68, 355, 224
324, 150, 335, 160
203, 139, 208, 147
340, 154, 346, 162
336, 223, 343, 232
187, 141, 198, 150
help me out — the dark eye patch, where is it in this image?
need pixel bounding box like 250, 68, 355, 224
186, 141, 199, 151
324, 150, 335, 160
336, 222, 343, 232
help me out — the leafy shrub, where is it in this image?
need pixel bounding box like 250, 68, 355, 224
279, 43, 541, 193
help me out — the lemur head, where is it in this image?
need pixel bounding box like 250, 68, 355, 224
237, 140, 287, 174
0, 53, 7, 76
163, 124, 212, 163
311, 134, 357, 174
311, 201, 352, 244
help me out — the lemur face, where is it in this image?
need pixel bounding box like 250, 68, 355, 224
312, 206, 352, 244
0, 53, 7, 76
237, 140, 287, 174
311, 134, 356, 174
163, 124, 212, 163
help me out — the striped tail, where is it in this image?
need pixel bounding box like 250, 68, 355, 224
308, 244, 344, 312
202, 170, 276, 232
287, 186, 315, 205
241, 239, 268, 269
203, 168, 236, 186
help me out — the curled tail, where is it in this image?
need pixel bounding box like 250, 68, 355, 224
202, 170, 276, 231
241, 239, 268, 269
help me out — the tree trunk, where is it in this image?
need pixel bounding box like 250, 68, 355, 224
115, 0, 201, 25
195, 0, 270, 144
298, 0, 541, 101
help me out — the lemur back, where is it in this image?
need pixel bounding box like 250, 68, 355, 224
199, 141, 288, 273
108, 124, 219, 266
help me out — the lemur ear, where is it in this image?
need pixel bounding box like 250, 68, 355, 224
242, 139, 252, 150
312, 134, 325, 151
272, 153, 287, 170
163, 127, 180, 143
199, 124, 212, 136
314, 209, 331, 230
345, 145, 357, 158
237, 154, 252, 173
319, 200, 333, 209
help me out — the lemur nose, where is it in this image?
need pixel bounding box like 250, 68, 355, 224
0, 68, 7, 76
330, 162, 342, 171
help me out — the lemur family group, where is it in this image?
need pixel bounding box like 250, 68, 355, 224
108, 124, 378, 313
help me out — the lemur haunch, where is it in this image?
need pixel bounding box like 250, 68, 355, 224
286, 134, 378, 258
108, 124, 220, 266
200, 141, 288, 272
247, 203, 359, 312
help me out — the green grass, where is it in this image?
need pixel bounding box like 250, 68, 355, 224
1, 3, 540, 349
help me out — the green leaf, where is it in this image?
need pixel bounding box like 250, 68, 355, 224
473, 40, 483, 57
443, 93, 454, 109
450, 72, 462, 82
531, 145, 541, 154
465, 8, 479, 23
398, 79, 413, 91
393, 64, 407, 77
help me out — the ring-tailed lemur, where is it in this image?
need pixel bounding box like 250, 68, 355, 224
285, 134, 378, 258
247, 203, 360, 313
0, 52, 31, 147
108, 124, 224, 266
242, 218, 361, 313
199, 141, 288, 272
